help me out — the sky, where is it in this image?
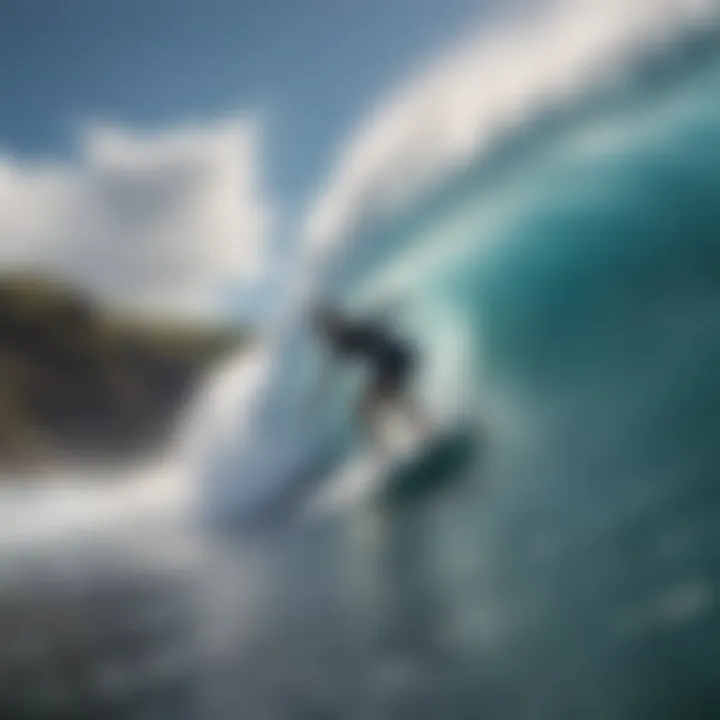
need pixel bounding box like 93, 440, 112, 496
1, 0, 488, 189
0, 0, 714, 319
0, 0, 492, 318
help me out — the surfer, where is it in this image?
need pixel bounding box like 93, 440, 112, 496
311, 304, 428, 455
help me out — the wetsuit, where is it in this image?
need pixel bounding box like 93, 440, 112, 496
328, 320, 415, 397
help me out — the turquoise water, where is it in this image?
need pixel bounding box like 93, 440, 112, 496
202, 55, 720, 718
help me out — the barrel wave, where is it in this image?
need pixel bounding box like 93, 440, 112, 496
191, 7, 720, 717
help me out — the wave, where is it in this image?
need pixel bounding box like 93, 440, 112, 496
303, 0, 719, 267
196, 1, 720, 526
321, 32, 720, 305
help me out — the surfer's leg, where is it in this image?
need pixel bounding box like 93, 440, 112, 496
359, 384, 391, 458
385, 367, 429, 439
397, 393, 430, 438
382, 348, 429, 439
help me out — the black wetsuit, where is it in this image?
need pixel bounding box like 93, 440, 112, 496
328, 321, 415, 396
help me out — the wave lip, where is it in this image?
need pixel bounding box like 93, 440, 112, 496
303, 0, 719, 260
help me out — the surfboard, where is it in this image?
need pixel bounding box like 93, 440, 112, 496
307, 419, 480, 517
374, 424, 478, 512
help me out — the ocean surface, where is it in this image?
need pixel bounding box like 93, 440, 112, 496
1, 4, 720, 718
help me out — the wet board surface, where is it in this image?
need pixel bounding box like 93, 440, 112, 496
375, 425, 478, 512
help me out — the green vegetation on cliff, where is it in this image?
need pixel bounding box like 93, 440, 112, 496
0, 274, 249, 471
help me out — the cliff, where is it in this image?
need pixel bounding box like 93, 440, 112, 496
0, 275, 248, 472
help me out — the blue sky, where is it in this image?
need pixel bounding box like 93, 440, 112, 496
0, 0, 487, 211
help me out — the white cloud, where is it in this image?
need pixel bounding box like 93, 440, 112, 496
302, 0, 716, 256
0, 115, 272, 315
